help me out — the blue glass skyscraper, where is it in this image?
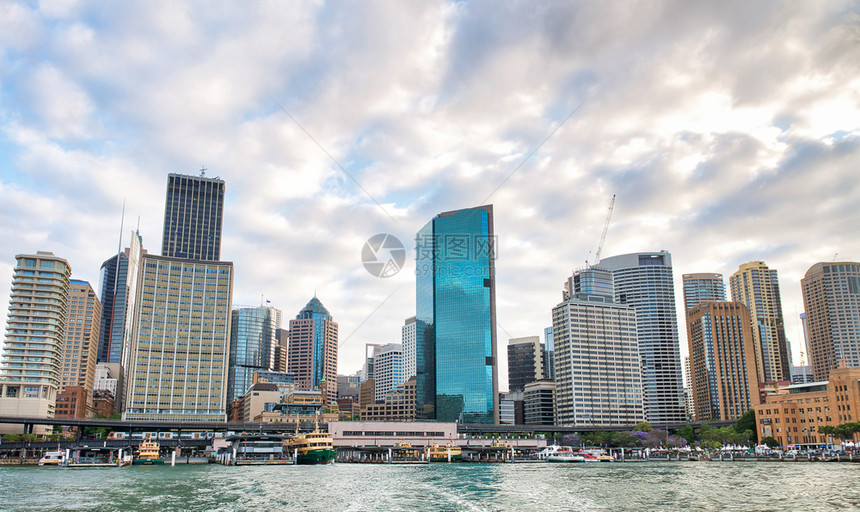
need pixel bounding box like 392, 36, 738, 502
415, 205, 498, 424
227, 306, 276, 401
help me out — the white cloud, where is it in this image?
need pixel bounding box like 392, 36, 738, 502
0, 0, 858, 386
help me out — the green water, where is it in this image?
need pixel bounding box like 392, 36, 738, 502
1, 462, 858, 511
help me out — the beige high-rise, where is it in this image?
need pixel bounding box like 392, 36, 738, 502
59, 280, 101, 414
801, 262, 860, 381
686, 302, 760, 422
122, 255, 234, 422
0, 252, 71, 433
730, 261, 790, 383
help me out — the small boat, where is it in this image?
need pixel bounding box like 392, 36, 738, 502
427, 444, 463, 462
284, 417, 336, 465
133, 440, 164, 465
67, 446, 133, 467
38, 450, 66, 466
545, 446, 600, 463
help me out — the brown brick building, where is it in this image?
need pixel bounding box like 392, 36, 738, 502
754, 362, 860, 447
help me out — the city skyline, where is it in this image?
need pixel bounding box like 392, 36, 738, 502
1, 2, 858, 385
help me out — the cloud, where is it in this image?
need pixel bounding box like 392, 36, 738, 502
0, 0, 858, 384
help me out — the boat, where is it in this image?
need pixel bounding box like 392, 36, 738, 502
133, 440, 164, 465
38, 450, 66, 466
544, 446, 600, 463
284, 418, 336, 465
226, 433, 292, 465
66, 446, 133, 467
427, 443, 463, 462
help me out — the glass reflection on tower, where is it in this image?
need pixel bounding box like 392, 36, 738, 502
415, 205, 498, 424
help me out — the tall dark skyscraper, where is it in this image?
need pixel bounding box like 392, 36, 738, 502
415, 205, 498, 424
97, 231, 144, 364
161, 172, 225, 261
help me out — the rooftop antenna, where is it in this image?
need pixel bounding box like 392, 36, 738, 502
200, 166, 207, 177
587, 194, 616, 267
834, 252, 839, 261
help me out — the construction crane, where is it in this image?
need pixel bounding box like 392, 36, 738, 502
593, 194, 616, 265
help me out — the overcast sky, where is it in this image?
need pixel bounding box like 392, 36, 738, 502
1, 1, 858, 388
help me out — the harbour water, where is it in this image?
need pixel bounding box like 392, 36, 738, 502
2, 462, 859, 511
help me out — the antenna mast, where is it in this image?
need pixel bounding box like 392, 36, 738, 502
593, 194, 616, 264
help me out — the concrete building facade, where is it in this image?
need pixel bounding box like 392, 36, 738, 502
599, 251, 687, 424
287, 297, 338, 397
401, 316, 417, 379
161, 172, 225, 261
553, 267, 644, 427
730, 261, 791, 383
0, 252, 71, 432
686, 301, 760, 422
801, 262, 860, 381
507, 336, 544, 392
59, 280, 101, 415
682, 273, 726, 310
122, 255, 233, 422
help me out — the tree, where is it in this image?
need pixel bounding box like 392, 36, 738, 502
761, 436, 779, 448
635, 421, 653, 433
733, 409, 756, 442
676, 425, 696, 444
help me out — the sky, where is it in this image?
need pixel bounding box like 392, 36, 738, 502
1, 0, 858, 389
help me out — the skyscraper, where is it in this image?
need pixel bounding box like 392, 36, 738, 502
287, 297, 338, 397
415, 204, 498, 424
686, 301, 760, 422
507, 336, 543, 392
227, 306, 278, 401
161, 172, 225, 261
801, 262, 860, 381
401, 316, 417, 380
122, 255, 234, 421
730, 261, 791, 383
553, 267, 644, 427
682, 273, 727, 310
97, 231, 144, 364
599, 251, 686, 424
59, 280, 101, 413
0, 252, 71, 431
370, 343, 404, 402
543, 326, 555, 381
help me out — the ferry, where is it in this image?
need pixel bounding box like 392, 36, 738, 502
133, 440, 164, 465
541, 445, 600, 463
427, 444, 462, 462
38, 450, 66, 466
284, 419, 336, 465
227, 434, 292, 465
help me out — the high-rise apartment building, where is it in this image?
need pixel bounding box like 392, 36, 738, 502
371, 343, 404, 402
553, 267, 644, 427
59, 280, 101, 414
122, 255, 234, 421
507, 336, 544, 392
686, 301, 760, 422
415, 205, 498, 424
682, 273, 727, 310
227, 306, 279, 401
0, 252, 71, 431
401, 316, 417, 379
730, 261, 791, 383
161, 172, 225, 261
287, 297, 338, 397
599, 251, 686, 424
97, 231, 144, 364
801, 262, 860, 381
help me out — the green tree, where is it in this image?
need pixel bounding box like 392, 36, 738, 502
635, 421, 653, 432
614, 431, 638, 448
733, 409, 756, 441
761, 436, 779, 448
676, 425, 696, 444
